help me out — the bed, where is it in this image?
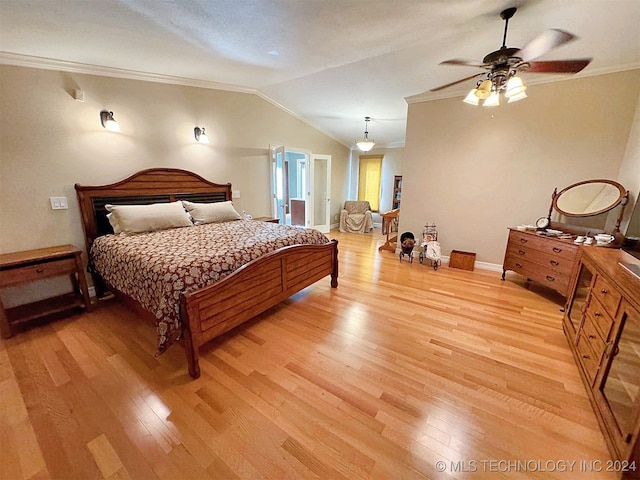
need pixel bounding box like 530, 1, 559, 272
75, 168, 338, 378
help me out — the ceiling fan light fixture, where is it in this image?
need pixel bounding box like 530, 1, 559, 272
356, 116, 376, 152
463, 89, 480, 105
483, 91, 501, 107
474, 80, 493, 99
505, 75, 527, 98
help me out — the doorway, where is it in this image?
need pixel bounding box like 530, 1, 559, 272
270, 146, 331, 233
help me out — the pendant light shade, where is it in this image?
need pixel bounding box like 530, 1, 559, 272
474, 80, 493, 99
356, 116, 375, 152
505, 75, 526, 98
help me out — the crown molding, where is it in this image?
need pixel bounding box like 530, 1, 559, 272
0, 51, 352, 149
0, 51, 257, 94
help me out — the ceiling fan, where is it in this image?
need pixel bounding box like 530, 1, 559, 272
431, 7, 591, 104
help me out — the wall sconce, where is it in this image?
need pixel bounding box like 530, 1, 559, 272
99, 110, 121, 132
194, 126, 210, 144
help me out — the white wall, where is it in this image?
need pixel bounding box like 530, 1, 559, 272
400, 69, 640, 266
0, 65, 350, 304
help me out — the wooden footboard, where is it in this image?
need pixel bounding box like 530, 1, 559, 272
180, 240, 338, 378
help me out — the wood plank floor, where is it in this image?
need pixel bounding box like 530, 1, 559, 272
0, 229, 618, 479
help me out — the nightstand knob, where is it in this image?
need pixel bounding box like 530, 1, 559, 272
601, 289, 608, 294
36, 268, 44, 273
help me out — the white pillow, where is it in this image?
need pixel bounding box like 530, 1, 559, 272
105, 201, 192, 234
106, 212, 122, 234
182, 200, 242, 225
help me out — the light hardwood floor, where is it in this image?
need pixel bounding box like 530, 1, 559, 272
1, 230, 618, 479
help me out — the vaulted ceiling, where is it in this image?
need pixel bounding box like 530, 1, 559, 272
1, 0, 639, 148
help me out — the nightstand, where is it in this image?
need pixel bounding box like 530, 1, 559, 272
0, 245, 92, 338
252, 217, 280, 224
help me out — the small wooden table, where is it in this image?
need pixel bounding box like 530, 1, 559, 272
379, 209, 400, 252
0, 245, 92, 338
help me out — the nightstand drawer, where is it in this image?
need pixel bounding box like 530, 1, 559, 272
0, 258, 76, 287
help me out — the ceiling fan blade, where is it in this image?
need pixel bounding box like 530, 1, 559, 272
430, 73, 485, 92
526, 59, 592, 74
517, 29, 576, 62
439, 58, 486, 68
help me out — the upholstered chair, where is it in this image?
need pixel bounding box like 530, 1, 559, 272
339, 201, 374, 233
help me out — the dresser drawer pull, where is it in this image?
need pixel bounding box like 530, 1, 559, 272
36, 268, 44, 273
553, 247, 562, 253
588, 334, 596, 340
549, 260, 559, 266
518, 249, 526, 255
600, 289, 608, 294
546, 275, 555, 282
594, 311, 601, 317
582, 354, 590, 360
515, 263, 523, 269
520, 238, 528, 244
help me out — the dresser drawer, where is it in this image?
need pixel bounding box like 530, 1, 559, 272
592, 275, 621, 318
585, 294, 614, 342
504, 254, 571, 294
579, 315, 606, 360
506, 244, 576, 275
576, 333, 600, 385
0, 257, 77, 288
507, 230, 578, 261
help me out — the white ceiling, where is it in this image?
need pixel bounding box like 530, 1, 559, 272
1, 0, 639, 148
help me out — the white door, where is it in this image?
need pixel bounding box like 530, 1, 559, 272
309, 154, 331, 233
270, 145, 286, 222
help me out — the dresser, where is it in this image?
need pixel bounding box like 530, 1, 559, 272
502, 228, 580, 297
0, 245, 92, 337
564, 247, 640, 478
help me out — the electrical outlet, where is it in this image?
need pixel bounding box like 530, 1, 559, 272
50, 196, 68, 210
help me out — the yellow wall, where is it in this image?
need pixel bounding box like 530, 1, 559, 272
400, 69, 640, 266
0, 65, 350, 304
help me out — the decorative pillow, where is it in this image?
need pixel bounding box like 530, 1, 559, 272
181, 200, 242, 225
105, 201, 192, 234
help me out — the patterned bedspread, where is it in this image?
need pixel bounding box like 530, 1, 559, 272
90, 220, 329, 352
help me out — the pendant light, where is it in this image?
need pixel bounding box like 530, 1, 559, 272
356, 116, 375, 152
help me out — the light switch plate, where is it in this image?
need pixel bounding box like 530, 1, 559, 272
232, 190, 240, 199
50, 196, 68, 210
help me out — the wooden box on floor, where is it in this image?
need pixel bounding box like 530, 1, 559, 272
449, 250, 476, 271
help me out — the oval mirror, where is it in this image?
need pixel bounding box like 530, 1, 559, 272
553, 179, 627, 217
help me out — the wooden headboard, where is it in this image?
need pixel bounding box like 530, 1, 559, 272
75, 168, 232, 250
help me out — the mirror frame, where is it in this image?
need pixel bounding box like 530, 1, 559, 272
551, 179, 628, 217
